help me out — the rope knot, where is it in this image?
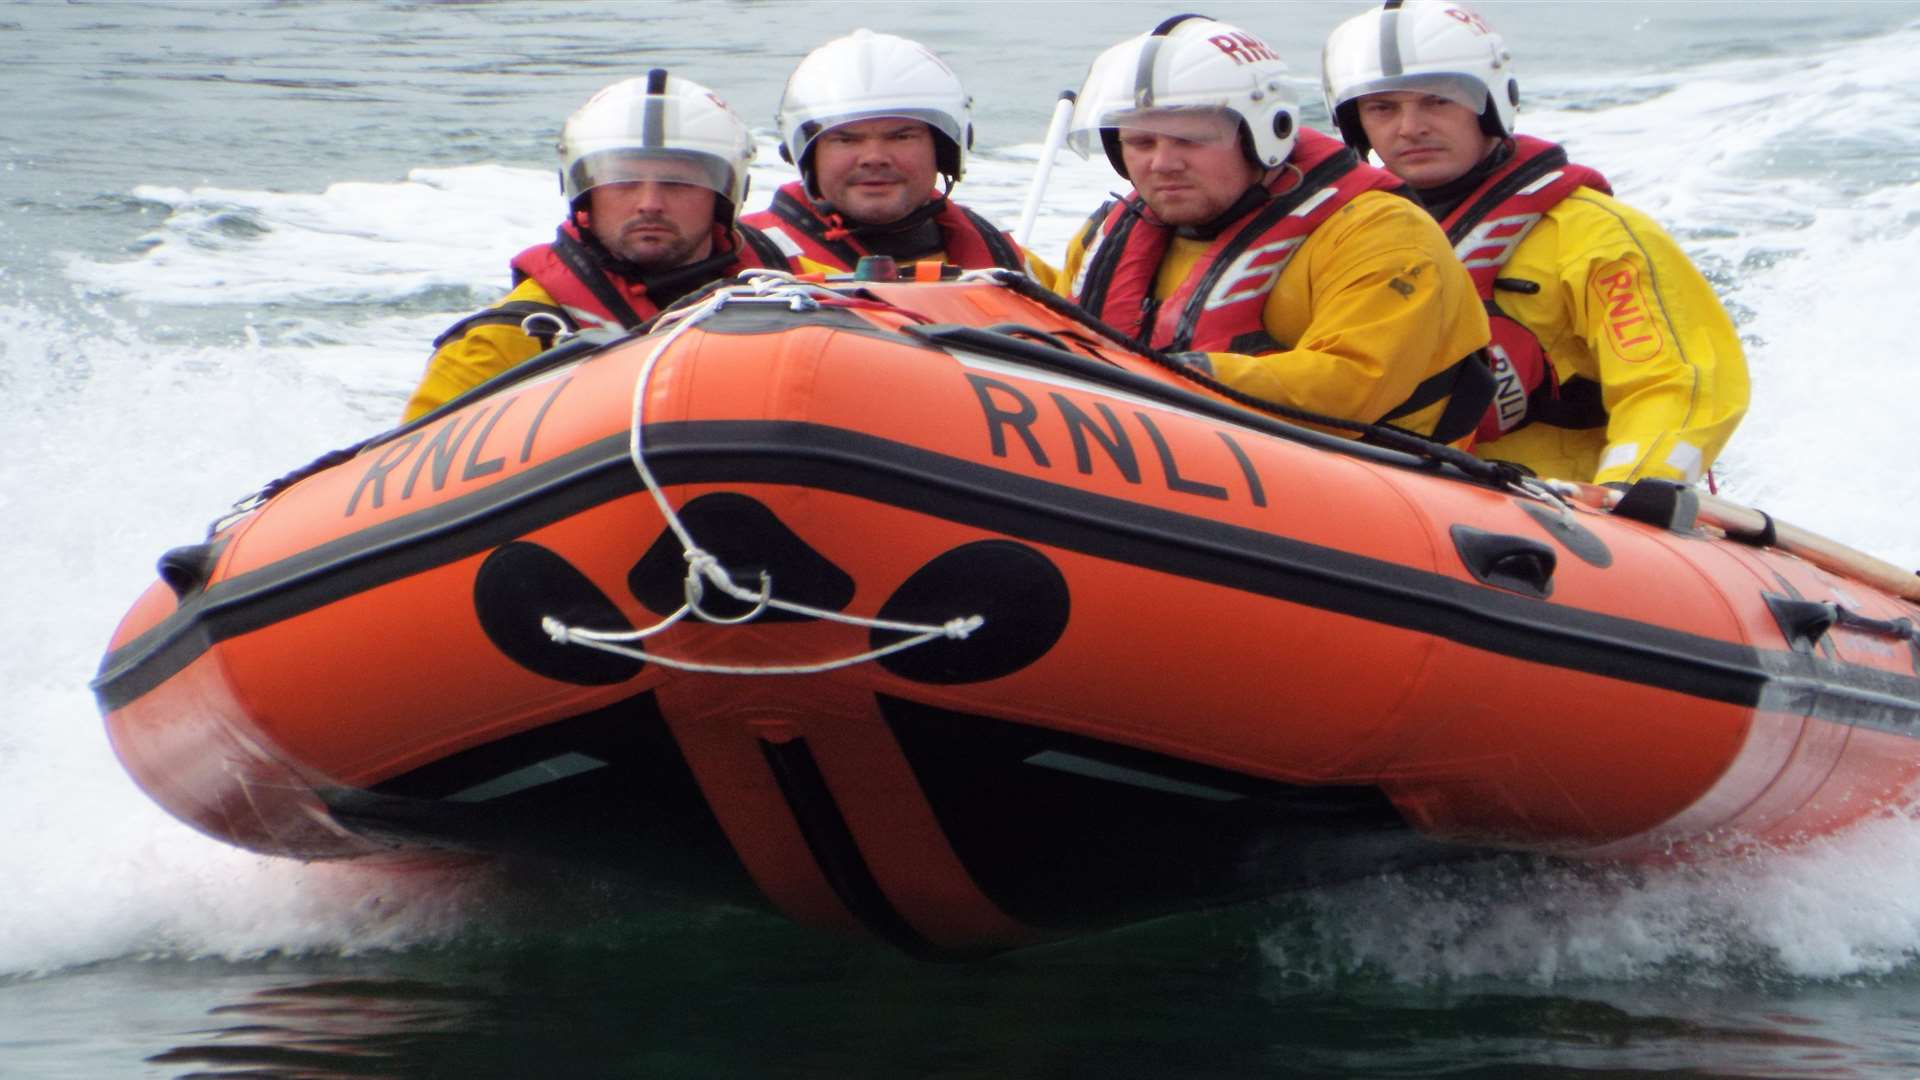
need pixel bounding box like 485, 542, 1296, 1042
535, 284, 990, 676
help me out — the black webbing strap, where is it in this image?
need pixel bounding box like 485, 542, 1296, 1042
551, 229, 647, 330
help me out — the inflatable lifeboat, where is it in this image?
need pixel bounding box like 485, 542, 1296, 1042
95, 269, 1920, 956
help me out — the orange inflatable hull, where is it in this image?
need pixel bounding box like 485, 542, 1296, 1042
96, 277, 1920, 954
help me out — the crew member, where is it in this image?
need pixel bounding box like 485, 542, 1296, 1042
404, 70, 787, 421
1323, 0, 1749, 484
742, 29, 1041, 279
1058, 15, 1492, 445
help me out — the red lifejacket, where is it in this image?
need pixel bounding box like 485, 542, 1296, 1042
1071, 129, 1408, 354
740, 181, 1026, 272
509, 221, 784, 333
1441, 135, 1612, 443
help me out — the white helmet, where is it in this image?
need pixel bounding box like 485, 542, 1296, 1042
776, 29, 973, 195
558, 69, 755, 226
1322, 0, 1517, 156
1066, 14, 1298, 179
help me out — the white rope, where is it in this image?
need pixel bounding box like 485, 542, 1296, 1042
955, 267, 1016, 284
543, 614, 983, 677
1517, 474, 1580, 516
539, 275, 986, 676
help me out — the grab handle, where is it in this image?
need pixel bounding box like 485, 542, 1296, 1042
1451, 526, 1557, 599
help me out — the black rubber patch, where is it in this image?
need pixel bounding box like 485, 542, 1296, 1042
474, 541, 643, 685
628, 492, 855, 622
873, 540, 1069, 684
1518, 500, 1613, 567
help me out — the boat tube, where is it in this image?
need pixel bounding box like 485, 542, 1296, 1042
95, 269, 1920, 955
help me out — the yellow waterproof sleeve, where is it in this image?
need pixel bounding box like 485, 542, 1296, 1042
402, 278, 556, 422
1193, 193, 1490, 439
1495, 190, 1749, 484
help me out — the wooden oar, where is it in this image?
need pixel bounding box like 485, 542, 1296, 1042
1553, 480, 1920, 603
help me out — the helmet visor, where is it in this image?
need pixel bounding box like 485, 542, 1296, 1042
1065, 36, 1245, 158
788, 108, 962, 160
1332, 72, 1489, 114
566, 148, 735, 204
1106, 107, 1239, 143
1068, 103, 1243, 159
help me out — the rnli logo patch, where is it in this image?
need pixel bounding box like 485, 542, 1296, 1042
1591, 259, 1663, 363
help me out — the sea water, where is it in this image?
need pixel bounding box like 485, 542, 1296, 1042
5, 2, 1920, 1075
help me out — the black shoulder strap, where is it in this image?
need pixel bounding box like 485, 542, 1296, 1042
1381, 349, 1497, 445
550, 229, 647, 330
431, 299, 573, 350
1444, 144, 1570, 245
1526, 374, 1609, 430
769, 186, 866, 268
1072, 199, 1131, 314
952, 203, 1027, 270
734, 223, 794, 272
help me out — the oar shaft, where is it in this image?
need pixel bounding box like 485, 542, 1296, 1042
1556, 480, 1920, 602
1699, 491, 1920, 602
1015, 90, 1077, 252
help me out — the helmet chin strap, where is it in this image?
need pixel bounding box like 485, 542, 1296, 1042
816, 193, 949, 258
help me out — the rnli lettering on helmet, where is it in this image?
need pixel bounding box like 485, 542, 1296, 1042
1208, 33, 1279, 66
1204, 237, 1306, 311
966, 374, 1267, 508
1454, 212, 1542, 271
1445, 7, 1495, 34
1592, 259, 1663, 362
